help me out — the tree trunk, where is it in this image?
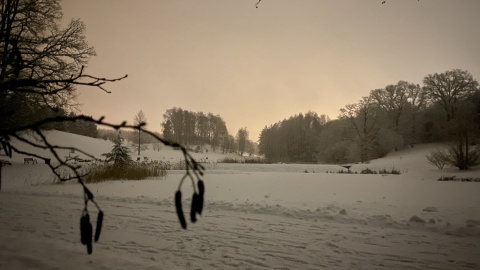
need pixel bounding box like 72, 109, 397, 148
465, 130, 469, 169
410, 114, 416, 148
137, 130, 140, 156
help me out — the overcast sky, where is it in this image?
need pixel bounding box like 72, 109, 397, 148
61, 0, 480, 141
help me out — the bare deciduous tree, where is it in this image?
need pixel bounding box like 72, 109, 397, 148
370, 80, 423, 150
1, 0, 205, 254
133, 110, 148, 155
340, 96, 382, 163
370, 81, 409, 131
405, 83, 426, 146
236, 127, 249, 157
423, 69, 479, 122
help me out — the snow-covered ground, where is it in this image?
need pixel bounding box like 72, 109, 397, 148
1, 131, 479, 269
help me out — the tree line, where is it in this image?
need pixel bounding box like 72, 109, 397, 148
94, 108, 257, 157
258, 112, 329, 163
162, 107, 228, 148
259, 69, 480, 165
30, 105, 257, 158
162, 107, 256, 155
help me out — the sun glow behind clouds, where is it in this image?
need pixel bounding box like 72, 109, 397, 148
62, 0, 480, 139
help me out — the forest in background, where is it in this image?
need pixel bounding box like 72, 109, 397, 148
259, 69, 480, 164
42, 69, 480, 165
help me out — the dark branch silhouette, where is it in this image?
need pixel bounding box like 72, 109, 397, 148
1, 0, 206, 254
1, 102, 206, 254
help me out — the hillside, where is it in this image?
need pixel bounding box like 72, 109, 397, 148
3, 130, 479, 183
3, 130, 232, 165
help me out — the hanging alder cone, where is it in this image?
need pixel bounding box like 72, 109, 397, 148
80, 213, 93, 254
175, 190, 187, 229
94, 211, 104, 242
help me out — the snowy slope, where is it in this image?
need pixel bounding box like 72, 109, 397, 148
4, 130, 229, 164
1, 131, 479, 269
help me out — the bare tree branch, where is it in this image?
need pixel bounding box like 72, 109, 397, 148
0, 0, 206, 255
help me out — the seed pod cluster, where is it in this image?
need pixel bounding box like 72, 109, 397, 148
80, 213, 93, 254
175, 190, 187, 229
80, 210, 104, 254
175, 179, 206, 229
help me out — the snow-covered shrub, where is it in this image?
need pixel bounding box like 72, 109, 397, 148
360, 168, 377, 174
378, 168, 401, 175
218, 157, 269, 164
426, 148, 448, 169
427, 145, 480, 170
437, 176, 480, 182
84, 163, 168, 183
329, 168, 400, 174
446, 143, 480, 170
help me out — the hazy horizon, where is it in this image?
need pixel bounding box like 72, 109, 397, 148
61, 0, 480, 140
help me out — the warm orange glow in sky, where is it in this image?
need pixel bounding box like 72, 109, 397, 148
61, 0, 480, 140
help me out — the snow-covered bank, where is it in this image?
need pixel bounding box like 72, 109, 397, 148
1, 131, 480, 269
1, 192, 479, 270
3, 167, 480, 235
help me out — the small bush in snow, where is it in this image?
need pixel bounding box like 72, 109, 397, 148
427, 145, 480, 170
331, 169, 356, 174
219, 157, 270, 164
83, 163, 168, 183
426, 149, 448, 169
437, 176, 480, 182
446, 143, 480, 170
169, 161, 187, 170
360, 168, 377, 174
378, 168, 401, 175
328, 168, 400, 174
438, 175, 456, 181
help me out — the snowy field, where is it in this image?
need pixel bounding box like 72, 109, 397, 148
1, 131, 479, 269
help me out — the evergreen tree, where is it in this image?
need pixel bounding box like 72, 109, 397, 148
102, 132, 132, 166
258, 112, 326, 163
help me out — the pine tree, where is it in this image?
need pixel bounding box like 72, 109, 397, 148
102, 132, 132, 166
